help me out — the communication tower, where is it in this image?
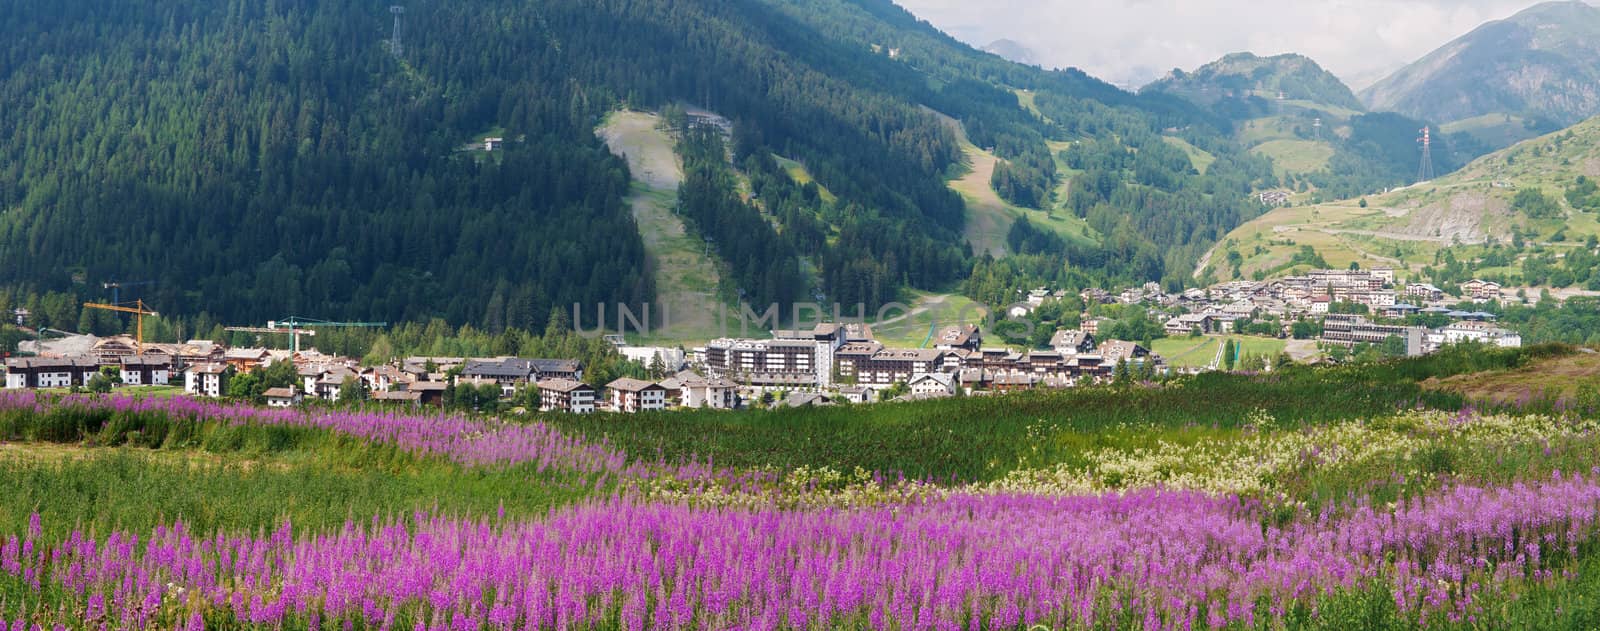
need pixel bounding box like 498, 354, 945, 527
389, 6, 405, 56
1417, 126, 1435, 182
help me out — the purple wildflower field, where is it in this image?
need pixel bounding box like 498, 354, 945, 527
2, 392, 1600, 628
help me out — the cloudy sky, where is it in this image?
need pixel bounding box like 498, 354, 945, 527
894, 0, 1565, 90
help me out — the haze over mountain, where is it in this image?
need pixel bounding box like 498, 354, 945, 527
981, 39, 1039, 66
1362, 1, 1600, 127
894, 0, 1541, 91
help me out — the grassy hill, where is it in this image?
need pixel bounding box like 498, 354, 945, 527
1144, 52, 1476, 198
1208, 115, 1600, 286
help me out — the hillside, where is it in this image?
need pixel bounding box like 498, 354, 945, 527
1362, 1, 1600, 135
1207, 115, 1600, 287
0, 0, 1301, 333
1145, 52, 1474, 199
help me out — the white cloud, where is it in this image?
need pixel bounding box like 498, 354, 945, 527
894, 0, 1551, 89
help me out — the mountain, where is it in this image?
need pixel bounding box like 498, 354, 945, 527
1210, 114, 1600, 286
0, 0, 1281, 333
1362, 1, 1600, 130
981, 39, 1038, 66
1145, 53, 1364, 113
1143, 52, 1475, 200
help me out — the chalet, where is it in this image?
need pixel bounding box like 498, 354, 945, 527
1024, 351, 1063, 374
836, 385, 875, 404
785, 392, 833, 408
958, 368, 994, 391
483, 137, 505, 151
1098, 341, 1152, 364
461, 358, 535, 397
223, 348, 271, 373
531, 359, 584, 382
315, 367, 359, 401
907, 372, 957, 398
1049, 330, 1095, 355
119, 355, 173, 386
361, 365, 406, 393
607, 378, 667, 413
1081, 317, 1111, 337
1406, 283, 1445, 302
661, 371, 735, 409
933, 325, 982, 352
538, 379, 596, 414
183, 363, 231, 398
91, 336, 141, 366
263, 387, 302, 408
1165, 313, 1213, 336
406, 381, 448, 407
991, 372, 1038, 392
5, 357, 100, 389
1079, 288, 1114, 305
1460, 279, 1503, 302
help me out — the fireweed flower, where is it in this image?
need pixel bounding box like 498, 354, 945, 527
3, 474, 1599, 630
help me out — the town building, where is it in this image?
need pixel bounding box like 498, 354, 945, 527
184, 363, 231, 398
660, 371, 736, 409
1433, 321, 1523, 348
907, 372, 958, 398
1049, 330, 1095, 355
538, 379, 596, 414
119, 355, 173, 386
1320, 315, 1424, 355
1460, 279, 1504, 302
264, 387, 302, 408
607, 378, 668, 413
4, 357, 99, 389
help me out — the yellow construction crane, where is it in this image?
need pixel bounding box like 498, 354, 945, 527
82, 299, 159, 352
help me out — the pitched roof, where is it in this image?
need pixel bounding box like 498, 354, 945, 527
607, 377, 663, 392
263, 387, 299, 399
538, 378, 593, 393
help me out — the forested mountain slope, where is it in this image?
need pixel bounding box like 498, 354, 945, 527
1143, 52, 1481, 200
0, 0, 1290, 330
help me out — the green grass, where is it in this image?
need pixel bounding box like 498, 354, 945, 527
1251, 139, 1335, 175
867, 292, 987, 349
1151, 335, 1286, 368
773, 155, 836, 204
1161, 135, 1216, 175
0, 447, 592, 540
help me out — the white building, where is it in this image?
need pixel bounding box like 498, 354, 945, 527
264, 387, 302, 408
907, 372, 958, 398
607, 378, 667, 413
1435, 321, 1522, 348
539, 379, 597, 414
184, 363, 229, 398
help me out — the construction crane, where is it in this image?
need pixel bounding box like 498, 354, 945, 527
101, 280, 155, 306
82, 300, 159, 352
258, 317, 388, 354
223, 325, 317, 350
